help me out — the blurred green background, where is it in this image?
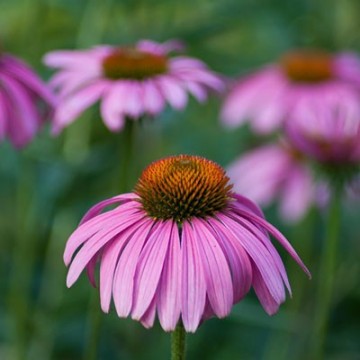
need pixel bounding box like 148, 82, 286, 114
0, 0, 360, 359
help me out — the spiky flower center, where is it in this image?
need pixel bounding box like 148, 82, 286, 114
134, 155, 233, 222
102, 48, 168, 80
280, 50, 334, 83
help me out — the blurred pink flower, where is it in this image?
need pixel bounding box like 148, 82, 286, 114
227, 142, 314, 222
64, 155, 309, 332
0, 53, 56, 148
286, 93, 360, 164
44, 40, 224, 134
221, 50, 360, 134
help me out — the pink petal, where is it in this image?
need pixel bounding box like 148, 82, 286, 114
252, 266, 280, 315
192, 218, 233, 317
157, 221, 181, 331
157, 76, 188, 110
64, 201, 141, 265
131, 221, 172, 320
0, 92, 8, 140
142, 79, 165, 115
0, 73, 39, 146
80, 194, 140, 224
100, 84, 129, 131
181, 221, 206, 333
233, 209, 311, 277
99, 223, 142, 312
3, 55, 57, 106
113, 219, 155, 317
52, 81, 107, 134
139, 297, 157, 329
205, 219, 252, 303
66, 211, 144, 287
217, 213, 285, 303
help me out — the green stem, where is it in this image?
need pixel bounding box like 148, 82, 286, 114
83, 291, 102, 360
171, 323, 186, 360
119, 119, 135, 193
310, 188, 342, 359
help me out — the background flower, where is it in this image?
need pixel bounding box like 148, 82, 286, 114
44, 40, 224, 134
221, 50, 360, 134
0, 53, 56, 148
227, 141, 315, 222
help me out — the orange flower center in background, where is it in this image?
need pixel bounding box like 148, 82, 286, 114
102, 48, 168, 80
134, 155, 233, 222
280, 50, 334, 83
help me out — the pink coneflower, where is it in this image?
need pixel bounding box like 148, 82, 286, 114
0, 52, 56, 148
64, 155, 310, 333
227, 141, 314, 223
221, 50, 360, 134
44, 40, 224, 134
286, 93, 360, 165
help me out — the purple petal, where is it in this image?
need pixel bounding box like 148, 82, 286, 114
52, 80, 107, 134
216, 213, 285, 303
157, 76, 188, 110
64, 201, 141, 265
80, 194, 140, 224
112, 219, 155, 317
139, 297, 157, 329
66, 211, 144, 286
233, 209, 311, 278
181, 221, 206, 333
252, 266, 280, 315
205, 219, 252, 303
157, 221, 181, 331
131, 221, 172, 320
142, 79, 165, 115
192, 218, 233, 317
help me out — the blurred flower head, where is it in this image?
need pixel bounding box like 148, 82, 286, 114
0, 53, 56, 148
221, 49, 360, 134
227, 141, 314, 223
64, 155, 309, 333
44, 40, 224, 134
286, 94, 360, 164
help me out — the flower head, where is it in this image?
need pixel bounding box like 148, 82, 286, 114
0, 53, 56, 148
221, 49, 360, 134
64, 155, 310, 332
227, 141, 314, 223
44, 40, 224, 134
286, 94, 360, 164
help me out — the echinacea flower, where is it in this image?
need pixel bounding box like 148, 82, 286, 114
0, 52, 56, 148
227, 141, 314, 223
221, 49, 360, 134
286, 94, 360, 165
64, 155, 310, 332
44, 40, 224, 134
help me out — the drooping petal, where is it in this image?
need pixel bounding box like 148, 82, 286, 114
205, 219, 252, 302
216, 213, 286, 304
192, 218, 233, 317
66, 211, 144, 287
157, 76, 188, 110
113, 219, 155, 317
157, 221, 181, 331
131, 221, 172, 320
52, 80, 107, 134
64, 201, 141, 265
252, 266, 280, 315
181, 221, 206, 332
233, 209, 311, 277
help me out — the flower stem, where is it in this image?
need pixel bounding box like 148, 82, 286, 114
310, 188, 342, 359
171, 323, 187, 360
119, 119, 135, 192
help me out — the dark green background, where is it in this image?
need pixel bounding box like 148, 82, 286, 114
0, 0, 359, 359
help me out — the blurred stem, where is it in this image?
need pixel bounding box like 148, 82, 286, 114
119, 119, 135, 193
83, 291, 102, 360
310, 188, 342, 359
171, 323, 186, 360
7, 159, 36, 360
